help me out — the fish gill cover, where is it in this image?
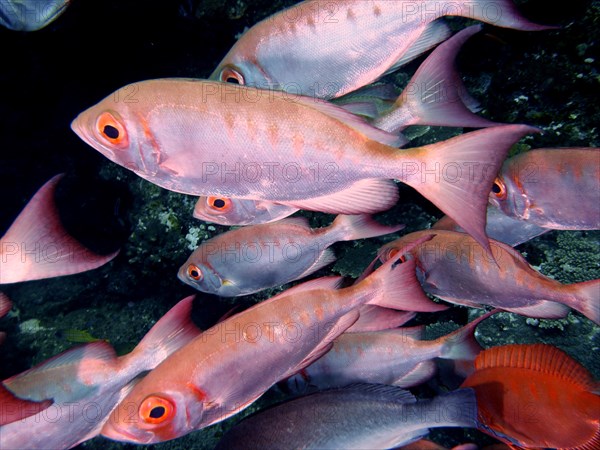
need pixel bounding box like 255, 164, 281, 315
0, 0, 598, 449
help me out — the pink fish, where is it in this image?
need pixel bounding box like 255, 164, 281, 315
71, 78, 538, 251
210, 0, 550, 99
377, 230, 600, 324
101, 240, 443, 444
283, 310, 494, 394
178, 214, 403, 296
0, 296, 200, 450
490, 147, 600, 230
0, 174, 118, 284
193, 196, 299, 225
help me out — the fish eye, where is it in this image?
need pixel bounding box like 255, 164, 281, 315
96, 111, 129, 148
139, 395, 175, 425
208, 196, 232, 211
187, 264, 203, 281
220, 67, 244, 85
386, 248, 406, 263
492, 178, 507, 199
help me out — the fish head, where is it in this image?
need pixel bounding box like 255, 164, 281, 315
210, 59, 276, 92
71, 84, 162, 179
177, 260, 233, 295
488, 174, 528, 219
102, 386, 202, 444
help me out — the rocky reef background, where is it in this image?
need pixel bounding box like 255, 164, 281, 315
0, 0, 598, 449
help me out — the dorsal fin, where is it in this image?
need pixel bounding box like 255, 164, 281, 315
475, 344, 597, 390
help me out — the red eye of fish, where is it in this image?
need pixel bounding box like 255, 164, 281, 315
208, 196, 232, 211
187, 264, 203, 281
220, 67, 244, 85
386, 248, 406, 263
491, 177, 507, 199
139, 395, 175, 425
96, 111, 128, 148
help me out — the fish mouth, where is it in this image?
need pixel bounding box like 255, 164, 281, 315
70, 115, 108, 156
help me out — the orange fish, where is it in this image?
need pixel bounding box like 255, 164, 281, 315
461, 344, 600, 449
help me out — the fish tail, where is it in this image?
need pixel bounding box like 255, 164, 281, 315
416, 388, 479, 429
568, 279, 600, 325
439, 310, 498, 376
446, 0, 556, 31
397, 124, 538, 254
374, 25, 498, 133
125, 295, 202, 370
329, 214, 404, 242
0, 174, 119, 284
362, 236, 447, 312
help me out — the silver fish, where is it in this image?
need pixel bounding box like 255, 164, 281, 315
214, 384, 478, 450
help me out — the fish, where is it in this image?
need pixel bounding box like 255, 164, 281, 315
0, 295, 200, 450
432, 204, 549, 247
101, 241, 445, 444
213, 384, 478, 450
283, 310, 494, 394
461, 343, 600, 449
71, 78, 538, 252
210, 0, 550, 99
0, 174, 119, 284
489, 147, 600, 230
193, 196, 299, 225
62, 328, 105, 344
0, 0, 70, 31
372, 25, 498, 133
178, 214, 403, 296
376, 229, 600, 324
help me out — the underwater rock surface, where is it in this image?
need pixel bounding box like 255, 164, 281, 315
0, 0, 598, 449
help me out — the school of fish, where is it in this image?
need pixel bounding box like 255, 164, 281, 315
1, 1, 599, 449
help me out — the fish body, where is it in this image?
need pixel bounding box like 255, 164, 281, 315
490, 147, 600, 230
0, 0, 70, 31
461, 344, 600, 449
210, 0, 549, 99
193, 196, 298, 225
101, 246, 443, 444
0, 174, 118, 284
378, 230, 600, 324
71, 78, 537, 250
214, 384, 478, 450
178, 214, 402, 296
284, 311, 492, 393
0, 296, 200, 450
